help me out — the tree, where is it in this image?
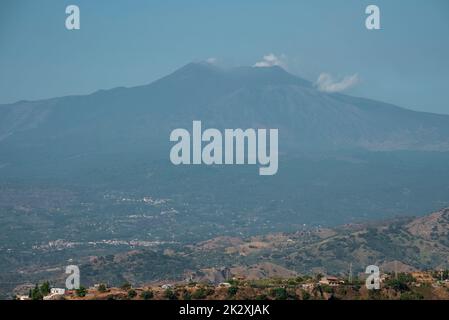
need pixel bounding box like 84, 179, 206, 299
40, 281, 51, 296
164, 289, 177, 300
386, 273, 415, 292
98, 284, 107, 293
271, 287, 288, 300
182, 290, 192, 300
127, 289, 137, 299
120, 282, 132, 291
76, 286, 87, 297
140, 290, 154, 300
227, 286, 238, 297
386, 278, 408, 292
30, 284, 43, 300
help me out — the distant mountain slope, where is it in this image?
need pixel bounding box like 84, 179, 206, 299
57, 208, 449, 287
1, 62, 449, 164
3, 207, 449, 298
405, 207, 449, 242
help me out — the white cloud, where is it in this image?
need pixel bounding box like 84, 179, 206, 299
315, 73, 359, 93
253, 53, 287, 69
205, 57, 218, 64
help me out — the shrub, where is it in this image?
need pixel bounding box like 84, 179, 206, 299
400, 292, 424, 300
120, 282, 132, 291
295, 276, 304, 283
140, 290, 154, 300
164, 289, 177, 300
386, 274, 414, 292
227, 286, 238, 297
182, 290, 192, 300
271, 287, 288, 300
322, 285, 334, 294
287, 279, 297, 286
301, 290, 311, 300
76, 286, 87, 297
368, 290, 383, 300
192, 288, 207, 299
127, 289, 137, 299
228, 279, 239, 286
98, 284, 107, 293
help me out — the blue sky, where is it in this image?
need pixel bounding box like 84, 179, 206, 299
1, 0, 448, 114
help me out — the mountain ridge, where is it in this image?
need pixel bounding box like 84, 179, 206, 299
14, 207, 448, 292
1, 62, 449, 157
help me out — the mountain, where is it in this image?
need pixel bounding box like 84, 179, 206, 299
0, 63, 449, 300
2, 63, 449, 299
1, 62, 449, 239
1, 62, 449, 164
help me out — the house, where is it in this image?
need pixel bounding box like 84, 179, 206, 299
17, 295, 30, 300
319, 276, 344, 286
43, 288, 66, 300
51, 288, 66, 295
161, 284, 173, 290
218, 282, 232, 288
301, 283, 315, 290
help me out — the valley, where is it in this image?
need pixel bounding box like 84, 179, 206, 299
4, 206, 449, 299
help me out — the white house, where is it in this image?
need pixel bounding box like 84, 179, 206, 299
50, 288, 65, 295
218, 282, 231, 288
161, 284, 173, 290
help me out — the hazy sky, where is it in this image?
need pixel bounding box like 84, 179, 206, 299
1, 0, 448, 114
